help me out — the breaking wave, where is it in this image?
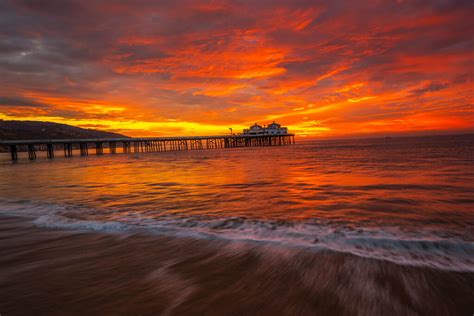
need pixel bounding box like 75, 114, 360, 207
2, 199, 473, 272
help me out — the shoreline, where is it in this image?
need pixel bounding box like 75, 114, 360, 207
1, 215, 473, 315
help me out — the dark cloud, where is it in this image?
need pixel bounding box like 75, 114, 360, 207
113, 45, 171, 63
411, 83, 450, 96
0, 96, 46, 107
13, 0, 87, 15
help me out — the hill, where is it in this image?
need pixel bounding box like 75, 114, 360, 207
0, 120, 128, 140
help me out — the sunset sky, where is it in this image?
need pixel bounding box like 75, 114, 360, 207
0, 0, 472, 138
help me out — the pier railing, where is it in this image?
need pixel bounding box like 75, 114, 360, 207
0, 134, 295, 161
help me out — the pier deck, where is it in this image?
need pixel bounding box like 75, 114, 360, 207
0, 134, 295, 161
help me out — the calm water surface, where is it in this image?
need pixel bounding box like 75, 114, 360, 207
1, 135, 473, 271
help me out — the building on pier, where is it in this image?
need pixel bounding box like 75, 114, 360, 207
242, 121, 288, 136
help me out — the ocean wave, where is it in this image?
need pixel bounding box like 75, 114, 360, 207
1, 199, 473, 272
33, 213, 129, 232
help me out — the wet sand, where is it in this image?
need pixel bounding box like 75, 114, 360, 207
0, 215, 473, 315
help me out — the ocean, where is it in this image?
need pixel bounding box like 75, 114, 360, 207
1, 134, 473, 314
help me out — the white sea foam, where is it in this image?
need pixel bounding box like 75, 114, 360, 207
33, 213, 129, 232
133, 216, 474, 272
1, 199, 473, 272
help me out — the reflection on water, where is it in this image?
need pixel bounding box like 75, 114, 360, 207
0, 135, 473, 270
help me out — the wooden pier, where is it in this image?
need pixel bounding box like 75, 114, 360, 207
0, 134, 295, 161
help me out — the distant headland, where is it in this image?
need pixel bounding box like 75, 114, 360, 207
0, 120, 128, 141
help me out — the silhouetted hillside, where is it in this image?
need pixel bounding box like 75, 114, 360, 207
0, 120, 128, 140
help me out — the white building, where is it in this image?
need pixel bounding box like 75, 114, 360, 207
242, 121, 288, 136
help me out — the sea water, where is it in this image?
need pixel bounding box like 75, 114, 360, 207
1, 134, 473, 272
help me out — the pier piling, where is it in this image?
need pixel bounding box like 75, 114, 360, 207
10, 145, 18, 161
28, 144, 36, 160
64, 143, 73, 158
109, 142, 117, 154
95, 142, 104, 155
79, 143, 88, 156
47, 144, 54, 159
123, 142, 131, 153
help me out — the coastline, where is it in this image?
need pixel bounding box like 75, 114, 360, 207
1, 215, 473, 315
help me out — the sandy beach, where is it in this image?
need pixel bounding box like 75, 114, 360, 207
1, 215, 472, 315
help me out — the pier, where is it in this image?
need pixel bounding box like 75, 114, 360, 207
0, 134, 295, 161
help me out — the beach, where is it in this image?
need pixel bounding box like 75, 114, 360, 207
1, 215, 473, 315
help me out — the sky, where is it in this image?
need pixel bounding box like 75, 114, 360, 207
0, 0, 472, 138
